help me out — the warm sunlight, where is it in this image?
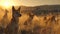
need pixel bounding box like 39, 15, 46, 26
0, 0, 11, 9
0, 0, 15, 9
3, 1, 11, 9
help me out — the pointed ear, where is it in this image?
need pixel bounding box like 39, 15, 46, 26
17, 7, 21, 11
12, 6, 15, 11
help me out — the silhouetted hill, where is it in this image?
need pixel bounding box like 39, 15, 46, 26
20, 5, 60, 15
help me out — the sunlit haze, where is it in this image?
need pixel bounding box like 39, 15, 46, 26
0, 0, 60, 9
0, 0, 20, 9
0, 0, 60, 6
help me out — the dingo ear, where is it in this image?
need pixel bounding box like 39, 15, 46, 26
17, 7, 21, 11
12, 6, 15, 11
12, 6, 21, 11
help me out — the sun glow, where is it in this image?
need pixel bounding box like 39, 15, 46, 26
0, 0, 15, 9
0, 0, 21, 9
3, 1, 11, 9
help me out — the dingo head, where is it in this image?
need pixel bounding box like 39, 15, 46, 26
12, 6, 21, 18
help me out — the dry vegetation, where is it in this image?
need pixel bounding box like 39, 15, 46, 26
0, 5, 60, 34
19, 13, 60, 34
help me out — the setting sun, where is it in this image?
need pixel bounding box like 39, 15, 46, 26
0, 0, 15, 9
3, 1, 11, 9
0, 0, 12, 9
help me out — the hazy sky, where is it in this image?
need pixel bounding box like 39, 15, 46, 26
20, 0, 60, 6
0, 0, 60, 6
